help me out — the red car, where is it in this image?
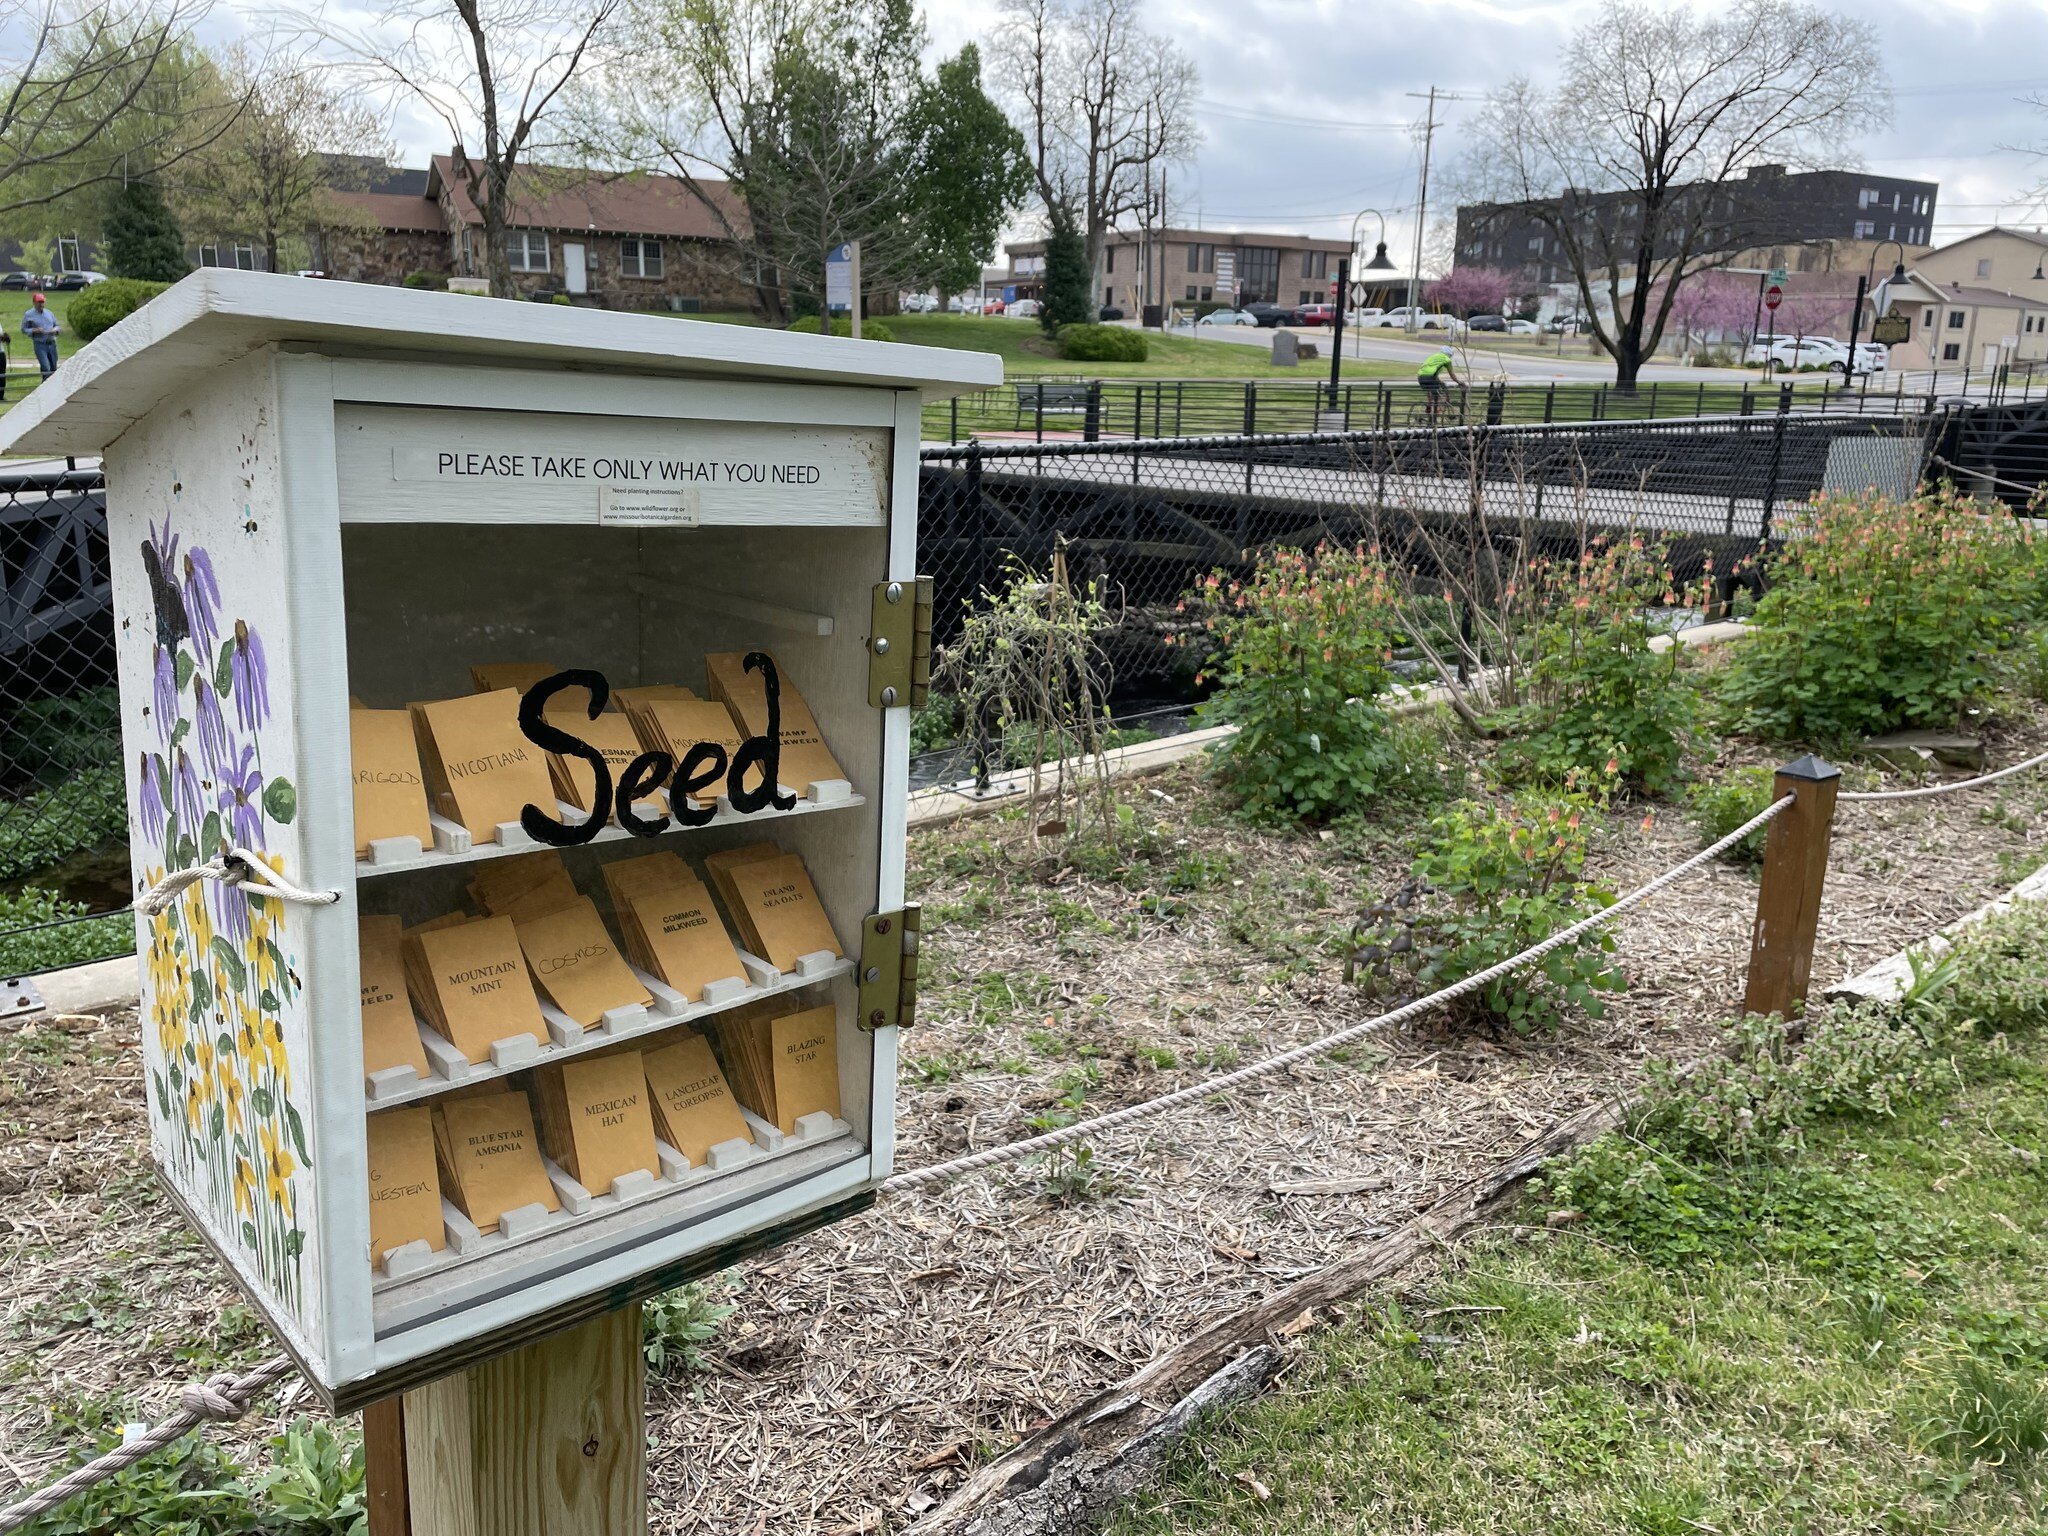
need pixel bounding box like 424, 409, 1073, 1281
982, 298, 1006, 314
1291, 303, 1336, 326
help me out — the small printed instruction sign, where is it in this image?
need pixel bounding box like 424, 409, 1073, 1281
340, 405, 888, 526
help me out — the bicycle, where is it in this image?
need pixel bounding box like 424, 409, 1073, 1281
1404, 383, 1471, 427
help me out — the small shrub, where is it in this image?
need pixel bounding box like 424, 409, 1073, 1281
1057, 322, 1148, 362
643, 1276, 739, 1375
400, 271, 449, 290
16, 1432, 256, 1535
1492, 537, 1703, 795
67, 278, 171, 342
252, 1418, 365, 1535
1719, 488, 2048, 741
910, 692, 964, 755
784, 315, 897, 342
0, 888, 134, 974
1356, 788, 1623, 1034
1185, 543, 1417, 824
1686, 764, 1777, 863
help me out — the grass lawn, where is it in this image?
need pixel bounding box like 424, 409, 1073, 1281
0, 290, 80, 421
1107, 907, 2048, 1536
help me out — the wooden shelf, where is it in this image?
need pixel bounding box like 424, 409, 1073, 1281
364, 950, 853, 1111
355, 784, 863, 880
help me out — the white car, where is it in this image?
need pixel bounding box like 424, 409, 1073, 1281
1197, 307, 1257, 326
1506, 318, 1538, 335
900, 293, 939, 313
947, 295, 977, 313
1006, 297, 1042, 319
1851, 342, 1888, 374
1348, 306, 1385, 324
1371, 306, 1460, 330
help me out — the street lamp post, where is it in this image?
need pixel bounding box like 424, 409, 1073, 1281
1845, 239, 1908, 392
1340, 209, 1399, 380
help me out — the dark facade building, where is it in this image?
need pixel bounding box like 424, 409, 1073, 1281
1005, 227, 1356, 310
1456, 165, 1939, 286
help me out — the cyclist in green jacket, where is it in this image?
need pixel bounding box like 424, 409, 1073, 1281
1417, 346, 1462, 421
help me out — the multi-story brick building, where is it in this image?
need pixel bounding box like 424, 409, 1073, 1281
1456, 165, 1940, 287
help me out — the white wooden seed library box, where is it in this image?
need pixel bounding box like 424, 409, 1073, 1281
0, 270, 1000, 1407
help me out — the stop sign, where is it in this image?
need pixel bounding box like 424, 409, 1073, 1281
1764, 284, 1783, 312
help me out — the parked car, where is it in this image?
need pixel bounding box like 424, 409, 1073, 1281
1545, 315, 1582, 334
1850, 342, 1888, 374
1349, 306, 1385, 324
0, 270, 44, 290
1506, 318, 1539, 335
49, 270, 103, 290
1370, 306, 1459, 330
947, 294, 977, 313
900, 293, 939, 313
1099, 305, 1125, 321
982, 298, 1006, 314
1762, 337, 1850, 372
1245, 302, 1293, 327
1007, 297, 1042, 319
1466, 314, 1507, 332
1197, 307, 1258, 326
1290, 302, 1336, 326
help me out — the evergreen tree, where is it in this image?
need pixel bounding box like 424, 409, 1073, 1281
1040, 212, 1091, 332
104, 178, 191, 282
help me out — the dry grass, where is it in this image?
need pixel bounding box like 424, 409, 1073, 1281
2, 709, 2045, 1532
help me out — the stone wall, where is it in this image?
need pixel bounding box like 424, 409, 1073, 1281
318, 227, 453, 287
500, 236, 758, 312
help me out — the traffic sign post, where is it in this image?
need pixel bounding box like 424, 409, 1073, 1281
1764, 284, 1783, 313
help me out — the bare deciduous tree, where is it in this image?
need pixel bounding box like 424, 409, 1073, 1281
0, 0, 240, 219
1459, 0, 1886, 388
991, 0, 1197, 288
297, 0, 621, 296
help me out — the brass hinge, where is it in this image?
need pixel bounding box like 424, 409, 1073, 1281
856, 905, 921, 1031
867, 576, 934, 709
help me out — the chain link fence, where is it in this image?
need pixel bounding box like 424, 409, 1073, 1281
0, 464, 129, 975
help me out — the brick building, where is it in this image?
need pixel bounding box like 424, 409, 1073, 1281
318, 156, 758, 311
1004, 227, 1357, 310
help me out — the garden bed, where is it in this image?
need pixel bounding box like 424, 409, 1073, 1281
2, 706, 2045, 1531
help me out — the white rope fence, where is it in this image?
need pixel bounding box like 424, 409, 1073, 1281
1837, 745, 2048, 804
9, 736, 2048, 1529
883, 793, 1795, 1194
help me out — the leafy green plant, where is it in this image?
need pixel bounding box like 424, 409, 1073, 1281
643, 1276, 739, 1375
1057, 323, 1147, 362
1685, 764, 1777, 863
1355, 789, 1623, 1033
1921, 1355, 2048, 1467
1035, 1143, 1121, 1203
1492, 537, 1703, 796
16, 1435, 257, 1535
1719, 488, 2048, 741
784, 315, 897, 342
66, 278, 172, 342
0, 888, 134, 974
1185, 543, 1417, 824
252, 1419, 364, 1535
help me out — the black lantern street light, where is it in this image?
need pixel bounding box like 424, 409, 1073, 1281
1331, 210, 1401, 409
1845, 239, 1908, 391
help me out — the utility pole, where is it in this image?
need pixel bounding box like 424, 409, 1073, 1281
1404, 86, 1439, 334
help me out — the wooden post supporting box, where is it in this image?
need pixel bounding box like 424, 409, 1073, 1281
1743, 754, 1841, 1019
0, 271, 998, 1411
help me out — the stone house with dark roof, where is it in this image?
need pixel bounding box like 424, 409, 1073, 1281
317, 154, 759, 311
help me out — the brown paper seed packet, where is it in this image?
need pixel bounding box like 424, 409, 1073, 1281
534, 1050, 660, 1191
433, 1091, 559, 1234
411, 690, 558, 842
366, 1106, 445, 1263
513, 897, 652, 1028
643, 1033, 751, 1163
359, 915, 428, 1078
350, 709, 434, 857
469, 662, 563, 696
725, 853, 841, 972
406, 915, 546, 1063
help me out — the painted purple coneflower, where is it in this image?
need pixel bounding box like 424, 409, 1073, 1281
193, 675, 230, 778
184, 546, 222, 657
218, 744, 264, 849
230, 619, 270, 732
138, 751, 166, 828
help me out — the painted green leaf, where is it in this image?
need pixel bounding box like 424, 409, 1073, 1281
209, 1103, 224, 1140
251, 1086, 274, 1117
163, 813, 179, 862
174, 651, 195, 692
264, 938, 288, 987
168, 1061, 183, 1092
190, 968, 212, 1016
263, 777, 298, 825
215, 639, 236, 699
259, 988, 279, 1012
242, 1221, 259, 1248
176, 834, 198, 868
284, 1101, 309, 1163
152, 1070, 171, 1118
211, 937, 247, 993
168, 718, 189, 750
284, 1229, 305, 1258
200, 811, 222, 857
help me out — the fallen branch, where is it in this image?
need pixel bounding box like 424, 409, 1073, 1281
905, 1098, 1622, 1536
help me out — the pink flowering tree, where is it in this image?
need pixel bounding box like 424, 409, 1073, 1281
1767, 288, 1852, 342
1425, 266, 1516, 318
1656, 271, 1758, 352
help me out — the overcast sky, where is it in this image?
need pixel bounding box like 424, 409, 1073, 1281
234, 0, 2048, 268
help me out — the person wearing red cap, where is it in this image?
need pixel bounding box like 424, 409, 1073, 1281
22, 291, 59, 380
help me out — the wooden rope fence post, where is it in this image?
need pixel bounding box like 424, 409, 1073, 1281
366, 1303, 645, 1536
1743, 754, 1841, 1018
